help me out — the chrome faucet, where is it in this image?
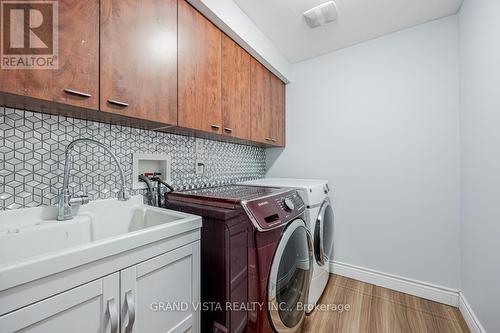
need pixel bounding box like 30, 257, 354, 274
57, 138, 129, 221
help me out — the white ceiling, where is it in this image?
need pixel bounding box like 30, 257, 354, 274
233, 0, 463, 63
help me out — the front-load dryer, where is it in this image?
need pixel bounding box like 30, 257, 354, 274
242, 178, 334, 313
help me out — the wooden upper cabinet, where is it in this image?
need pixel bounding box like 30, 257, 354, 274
270, 74, 286, 146
0, 0, 285, 146
0, 0, 99, 109
221, 35, 251, 140
250, 58, 286, 146
100, 0, 177, 125
250, 58, 272, 144
178, 0, 222, 133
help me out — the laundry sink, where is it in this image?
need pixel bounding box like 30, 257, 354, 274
66, 195, 195, 241
0, 195, 201, 291
128, 206, 184, 232
0, 216, 92, 267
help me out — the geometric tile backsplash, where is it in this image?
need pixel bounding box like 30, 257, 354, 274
0, 107, 266, 210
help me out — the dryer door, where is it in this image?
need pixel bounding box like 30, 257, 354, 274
268, 219, 313, 333
314, 198, 334, 266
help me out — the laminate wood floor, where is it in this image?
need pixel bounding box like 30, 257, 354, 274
303, 274, 470, 333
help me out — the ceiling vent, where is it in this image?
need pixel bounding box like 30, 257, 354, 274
303, 1, 338, 29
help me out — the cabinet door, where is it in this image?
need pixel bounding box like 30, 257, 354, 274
0, 0, 99, 109
250, 58, 272, 144
221, 34, 251, 140
100, 0, 177, 125
178, 0, 222, 134
270, 74, 286, 147
120, 242, 200, 333
0, 273, 119, 333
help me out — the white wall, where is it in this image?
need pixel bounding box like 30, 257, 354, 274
459, 0, 500, 331
267, 16, 461, 288
187, 0, 291, 82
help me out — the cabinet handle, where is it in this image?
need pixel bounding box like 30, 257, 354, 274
107, 298, 119, 333
63, 88, 91, 98
108, 99, 129, 107
265, 137, 273, 142
271, 138, 277, 143
224, 127, 233, 133
211, 124, 221, 130
124, 290, 136, 333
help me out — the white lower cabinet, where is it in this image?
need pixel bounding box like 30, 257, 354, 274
0, 273, 120, 333
0, 242, 200, 333
120, 242, 200, 333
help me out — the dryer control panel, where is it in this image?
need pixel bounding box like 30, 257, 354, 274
242, 190, 305, 231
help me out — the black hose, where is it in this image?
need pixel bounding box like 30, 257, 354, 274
151, 177, 175, 192
138, 174, 156, 206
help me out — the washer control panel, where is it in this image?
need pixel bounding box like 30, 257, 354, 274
243, 190, 305, 231
275, 193, 303, 212
283, 197, 295, 211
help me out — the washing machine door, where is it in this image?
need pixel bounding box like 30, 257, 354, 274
268, 219, 313, 333
314, 198, 334, 266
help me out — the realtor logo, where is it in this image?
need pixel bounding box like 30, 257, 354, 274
1, 0, 58, 69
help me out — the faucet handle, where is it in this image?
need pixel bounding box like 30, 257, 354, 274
58, 193, 88, 221
118, 190, 130, 201
69, 194, 90, 206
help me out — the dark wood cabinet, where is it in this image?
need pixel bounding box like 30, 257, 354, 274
250, 58, 272, 144
0, 0, 286, 147
250, 58, 286, 146
270, 74, 286, 147
178, 0, 222, 134
0, 0, 99, 109
99, 0, 177, 125
221, 34, 251, 140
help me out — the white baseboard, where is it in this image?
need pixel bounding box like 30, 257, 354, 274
329, 260, 460, 306
458, 292, 486, 333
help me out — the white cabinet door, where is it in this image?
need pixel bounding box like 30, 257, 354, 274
120, 241, 200, 333
0, 273, 120, 333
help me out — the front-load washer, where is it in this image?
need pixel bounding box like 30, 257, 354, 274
166, 185, 312, 332
242, 178, 334, 313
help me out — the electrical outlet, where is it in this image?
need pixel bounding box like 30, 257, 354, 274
195, 159, 205, 175
195, 138, 204, 155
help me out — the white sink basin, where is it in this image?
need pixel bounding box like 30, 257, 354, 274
0, 217, 92, 266
0, 196, 201, 291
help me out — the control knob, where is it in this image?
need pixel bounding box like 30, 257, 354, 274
283, 197, 295, 211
